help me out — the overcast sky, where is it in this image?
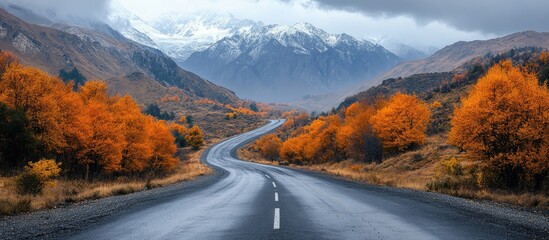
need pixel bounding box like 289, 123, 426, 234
4, 0, 549, 50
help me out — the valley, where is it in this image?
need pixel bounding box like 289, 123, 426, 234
0, 1, 548, 239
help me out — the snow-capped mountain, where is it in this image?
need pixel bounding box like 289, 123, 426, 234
107, 3, 260, 63
183, 23, 401, 102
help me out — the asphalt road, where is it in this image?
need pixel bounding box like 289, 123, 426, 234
67, 119, 547, 240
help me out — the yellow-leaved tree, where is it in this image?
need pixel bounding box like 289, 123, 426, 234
449, 60, 549, 189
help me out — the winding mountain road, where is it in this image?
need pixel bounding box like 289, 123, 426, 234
3, 120, 546, 239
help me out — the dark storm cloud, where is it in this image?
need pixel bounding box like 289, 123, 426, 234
1, 0, 111, 22
295, 0, 549, 34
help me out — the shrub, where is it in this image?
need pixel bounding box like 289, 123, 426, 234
15, 171, 44, 195
15, 159, 61, 195
27, 159, 61, 181
428, 157, 477, 192
186, 125, 204, 150
443, 157, 463, 176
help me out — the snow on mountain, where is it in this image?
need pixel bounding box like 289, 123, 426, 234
107, 3, 260, 63
183, 23, 401, 102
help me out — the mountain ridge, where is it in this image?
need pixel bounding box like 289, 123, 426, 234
0, 8, 238, 105
352, 31, 549, 95
183, 22, 401, 102
108, 4, 260, 64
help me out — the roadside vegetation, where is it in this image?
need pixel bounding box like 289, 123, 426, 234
0, 51, 245, 215
241, 49, 549, 209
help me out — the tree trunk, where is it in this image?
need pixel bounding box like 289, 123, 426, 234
85, 164, 89, 182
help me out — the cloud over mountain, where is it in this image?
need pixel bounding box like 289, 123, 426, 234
297, 0, 549, 34
0, 0, 111, 22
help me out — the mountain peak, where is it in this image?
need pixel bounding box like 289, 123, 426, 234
183, 21, 400, 102
107, 10, 260, 62
292, 22, 320, 34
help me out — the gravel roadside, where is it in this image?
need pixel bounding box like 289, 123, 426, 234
0, 166, 226, 240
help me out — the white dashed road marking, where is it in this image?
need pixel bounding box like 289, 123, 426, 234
274, 208, 280, 229
272, 182, 277, 188
275, 192, 279, 202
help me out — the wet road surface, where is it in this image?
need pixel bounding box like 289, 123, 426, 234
69, 119, 548, 240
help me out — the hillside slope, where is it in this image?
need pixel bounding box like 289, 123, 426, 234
352, 31, 549, 94
0, 9, 238, 104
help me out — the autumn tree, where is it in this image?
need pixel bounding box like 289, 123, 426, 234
111, 95, 153, 174
371, 93, 431, 151
255, 134, 282, 161
449, 60, 549, 190
430, 101, 442, 109
186, 125, 204, 150
0, 52, 181, 180
279, 136, 309, 164
0, 65, 67, 154
146, 119, 178, 177
279, 116, 343, 164
0, 51, 20, 74
56, 85, 92, 175
337, 102, 383, 163
78, 81, 125, 180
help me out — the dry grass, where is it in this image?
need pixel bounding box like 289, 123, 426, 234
239, 134, 549, 209
0, 148, 211, 216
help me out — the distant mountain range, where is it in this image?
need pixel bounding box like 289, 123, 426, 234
383, 43, 436, 60
106, 7, 403, 102
107, 2, 259, 65
0, 8, 238, 105
182, 23, 401, 102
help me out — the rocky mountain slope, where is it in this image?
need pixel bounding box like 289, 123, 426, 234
353, 31, 549, 93
0, 9, 238, 104
183, 23, 401, 102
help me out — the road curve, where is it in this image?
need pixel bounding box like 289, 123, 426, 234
68, 119, 547, 240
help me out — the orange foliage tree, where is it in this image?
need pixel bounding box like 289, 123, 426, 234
255, 134, 282, 161
111, 95, 153, 174
449, 60, 549, 189
147, 120, 178, 175
337, 102, 383, 163
0, 52, 181, 180
371, 93, 431, 151
79, 89, 124, 180
0, 66, 67, 154
279, 116, 343, 164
